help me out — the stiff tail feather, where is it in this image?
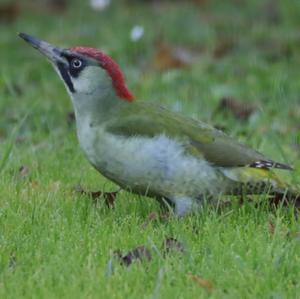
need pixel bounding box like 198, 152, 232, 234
222, 167, 300, 207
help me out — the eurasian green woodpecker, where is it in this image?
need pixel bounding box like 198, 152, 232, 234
19, 33, 297, 216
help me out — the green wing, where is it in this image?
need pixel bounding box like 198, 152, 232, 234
106, 102, 291, 169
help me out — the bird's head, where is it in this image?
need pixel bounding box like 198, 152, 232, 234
19, 33, 134, 112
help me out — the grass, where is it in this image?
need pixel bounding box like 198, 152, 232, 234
1, 0, 300, 298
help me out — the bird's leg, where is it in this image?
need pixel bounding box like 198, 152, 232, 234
160, 197, 202, 219
171, 196, 198, 217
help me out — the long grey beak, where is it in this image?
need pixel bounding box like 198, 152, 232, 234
18, 32, 66, 65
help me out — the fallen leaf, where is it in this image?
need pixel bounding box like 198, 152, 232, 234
153, 42, 199, 71
103, 191, 118, 207
0, 3, 19, 23
16, 165, 29, 179
213, 39, 235, 59
47, 0, 68, 12
75, 185, 119, 208
217, 97, 257, 120
115, 245, 152, 267
162, 237, 185, 255
189, 274, 214, 292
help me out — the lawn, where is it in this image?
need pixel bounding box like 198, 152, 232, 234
1, 0, 300, 298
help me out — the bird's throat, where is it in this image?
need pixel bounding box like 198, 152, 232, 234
70, 87, 125, 126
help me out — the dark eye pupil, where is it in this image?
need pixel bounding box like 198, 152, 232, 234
72, 59, 82, 68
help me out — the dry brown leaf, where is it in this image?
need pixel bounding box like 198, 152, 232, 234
153, 43, 198, 71
47, 0, 68, 12
114, 245, 152, 267
213, 39, 235, 59
217, 97, 257, 120
0, 3, 19, 23
189, 274, 214, 292
17, 1, 67, 15
75, 185, 119, 207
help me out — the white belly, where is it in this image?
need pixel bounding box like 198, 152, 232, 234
77, 124, 224, 199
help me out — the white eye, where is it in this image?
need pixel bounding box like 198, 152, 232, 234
71, 58, 82, 68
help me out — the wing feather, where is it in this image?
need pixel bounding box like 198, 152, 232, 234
106, 102, 292, 170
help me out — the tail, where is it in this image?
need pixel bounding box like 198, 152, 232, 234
249, 160, 294, 171
222, 167, 300, 206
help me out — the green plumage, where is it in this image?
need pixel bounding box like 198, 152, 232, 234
106, 101, 283, 169
104, 101, 298, 202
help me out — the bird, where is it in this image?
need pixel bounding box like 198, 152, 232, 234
19, 32, 298, 216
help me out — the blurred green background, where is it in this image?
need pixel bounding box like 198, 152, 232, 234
1, 1, 300, 298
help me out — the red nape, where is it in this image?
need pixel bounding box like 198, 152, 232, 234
70, 47, 134, 101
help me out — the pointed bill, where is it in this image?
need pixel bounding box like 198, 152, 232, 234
18, 32, 66, 65
18, 32, 77, 92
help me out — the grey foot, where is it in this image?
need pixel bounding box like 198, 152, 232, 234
171, 196, 200, 217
